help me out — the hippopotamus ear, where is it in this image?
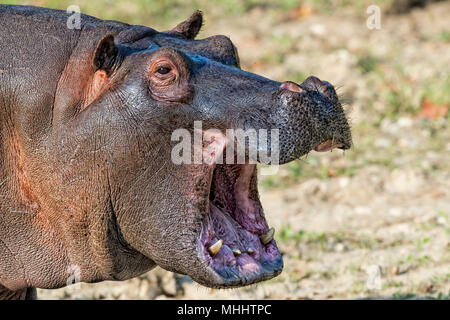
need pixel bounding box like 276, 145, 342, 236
80, 34, 118, 110
170, 10, 203, 40
93, 34, 118, 74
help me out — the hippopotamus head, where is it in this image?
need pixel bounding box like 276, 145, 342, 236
0, 8, 351, 291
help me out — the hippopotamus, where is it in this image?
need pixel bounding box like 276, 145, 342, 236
0, 5, 352, 299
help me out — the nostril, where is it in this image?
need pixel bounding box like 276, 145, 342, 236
280, 81, 304, 93
302, 76, 338, 101
303, 76, 323, 87
302, 76, 328, 93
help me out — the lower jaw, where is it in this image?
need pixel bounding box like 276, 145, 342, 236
196, 163, 283, 288
209, 257, 283, 288
207, 243, 283, 288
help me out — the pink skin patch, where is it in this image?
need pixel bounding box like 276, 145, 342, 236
238, 255, 260, 273
202, 130, 229, 165
279, 81, 304, 93
314, 139, 344, 152
234, 164, 268, 234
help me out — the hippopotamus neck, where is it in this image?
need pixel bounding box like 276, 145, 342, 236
0, 6, 157, 290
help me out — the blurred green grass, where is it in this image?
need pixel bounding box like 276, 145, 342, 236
2, 0, 397, 28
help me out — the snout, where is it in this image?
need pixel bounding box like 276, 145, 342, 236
269, 75, 352, 163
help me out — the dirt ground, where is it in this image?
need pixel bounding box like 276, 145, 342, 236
38, 1, 449, 299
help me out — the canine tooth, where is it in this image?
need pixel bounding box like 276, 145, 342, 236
208, 239, 223, 256
232, 248, 241, 256
259, 227, 275, 245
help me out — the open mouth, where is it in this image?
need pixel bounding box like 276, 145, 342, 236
191, 129, 350, 287
199, 162, 282, 287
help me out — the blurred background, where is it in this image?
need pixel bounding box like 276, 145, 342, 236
2, 0, 449, 299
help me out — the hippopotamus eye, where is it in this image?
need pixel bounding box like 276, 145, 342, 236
156, 66, 171, 75
149, 59, 179, 86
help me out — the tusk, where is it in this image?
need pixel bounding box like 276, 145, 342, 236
259, 227, 275, 245
208, 239, 223, 256
232, 248, 241, 256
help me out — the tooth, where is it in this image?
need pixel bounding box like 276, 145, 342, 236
247, 248, 254, 254
259, 228, 275, 245
208, 239, 223, 256
232, 248, 241, 256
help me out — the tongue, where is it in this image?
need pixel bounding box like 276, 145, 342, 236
209, 203, 262, 256
210, 203, 246, 248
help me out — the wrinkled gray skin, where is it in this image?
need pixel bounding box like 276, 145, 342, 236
0, 5, 352, 299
